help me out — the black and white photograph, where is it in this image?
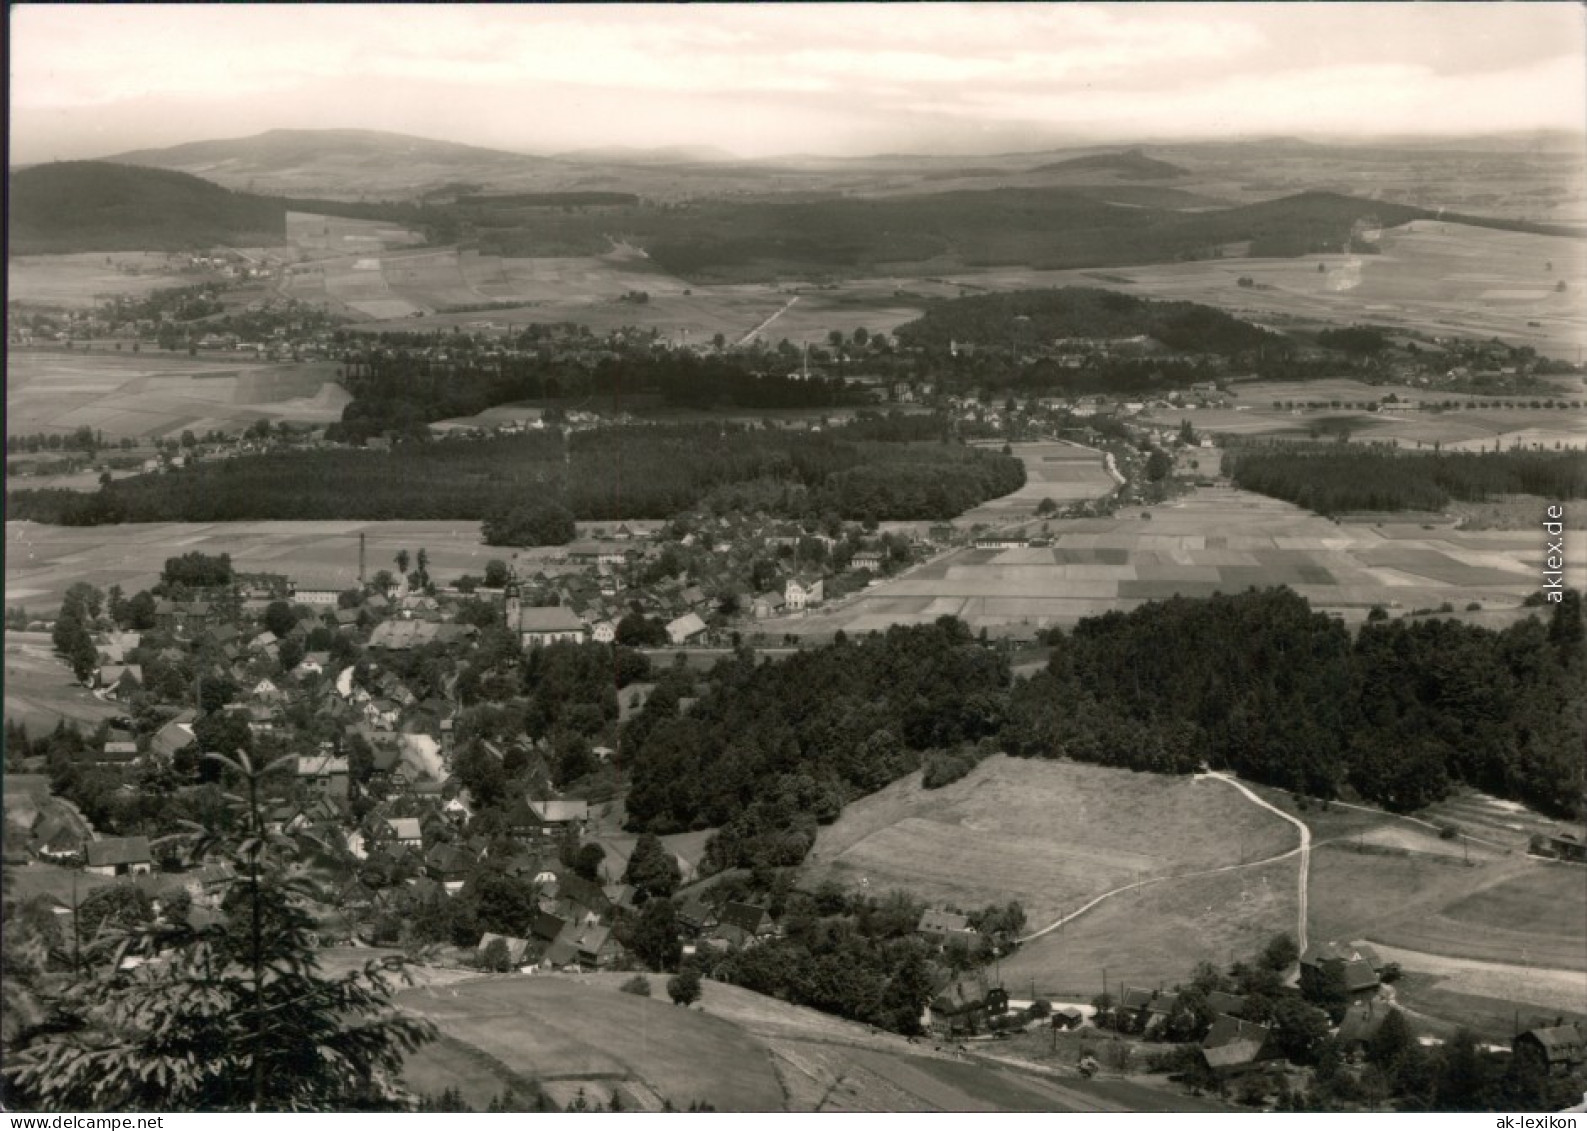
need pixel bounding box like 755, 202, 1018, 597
4, 1, 1586, 1117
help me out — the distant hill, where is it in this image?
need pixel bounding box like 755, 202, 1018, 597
105, 127, 544, 175
99, 128, 561, 199
1031, 149, 1189, 179
9, 161, 289, 253
555, 144, 741, 166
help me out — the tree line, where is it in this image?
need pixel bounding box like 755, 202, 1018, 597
622, 589, 1583, 879
1224, 448, 1587, 514
6, 422, 1025, 531
895, 286, 1280, 355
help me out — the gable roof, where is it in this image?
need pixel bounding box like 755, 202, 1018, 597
386, 817, 423, 842
528, 798, 589, 824
518, 606, 586, 634
1205, 991, 1248, 1017
1518, 1023, 1587, 1063
666, 611, 707, 641
719, 901, 769, 934
1118, 986, 1156, 1011
1201, 1014, 1276, 1069
917, 908, 973, 935
1337, 1001, 1394, 1046
477, 932, 531, 966
85, 836, 152, 868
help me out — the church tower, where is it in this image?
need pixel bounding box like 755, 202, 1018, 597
504, 575, 522, 633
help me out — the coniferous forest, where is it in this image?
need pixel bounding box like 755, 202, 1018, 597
622, 589, 1585, 874
5, 423, 1025, 532
1224, 448, 1587, 514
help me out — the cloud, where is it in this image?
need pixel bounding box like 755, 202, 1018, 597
9, 3, 1584, 159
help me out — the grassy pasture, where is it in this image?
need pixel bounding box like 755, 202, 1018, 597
3, 631, 125, 733
807, 755, 1296, 930
6, 348, 347, 439
1000, 857, 1299, 998
5, 519, 498, 615
572, 973, 1193, 1112
7, 252, 200, 308
394, 975, 786, 1112
918, 221, 1586, 361
1381, 863, 1587, 972
2, 862, 119, 908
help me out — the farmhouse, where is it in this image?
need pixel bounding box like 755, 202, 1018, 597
1300, 941, 1383, 998
1336, 1000, 1397, 1059
751, 591, 787, 619
1541, 831, 1587, 863
974, 535, 1029, 550
297, 753, 350, 801
1514, 1023, 1587, 1075
916, 907, 978, 944
476, 932, 533, 970
84, 836, 153, 877
527, 799, 590, 836
1200, 1014, 1281, 1077
666, 611, 707, 646
930, 973, 1010, 1036
851, 550, 885, 572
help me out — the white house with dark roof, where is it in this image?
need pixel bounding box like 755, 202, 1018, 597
785, 575, 824, 611
84, 836, 153, 877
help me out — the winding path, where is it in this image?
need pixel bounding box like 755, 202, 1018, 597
1199, 771, 1310, 952
1017, 770, 1311, 950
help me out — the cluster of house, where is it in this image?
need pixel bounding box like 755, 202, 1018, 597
463, 877, 782, 975
913, 934, 1587, 1084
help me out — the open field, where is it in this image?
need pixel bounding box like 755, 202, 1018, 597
395, 974, 787, 1111
3, 631, 126, 733
7, 252, 206, 308
1389, 974, 1587, 1045
2, 862, 119, 907
955, 441, 1117, 525
400, 971, 1214, 1112
791, 480, 1587, 637
281, 237, 933, 344
1000, 857, 1299, 997
1418, 789, 1577, 851
6, 348, 349, 439
1373, 863, 1587, 973
807, 755, 1297, 930
5, 519, 499, 614
922, 221, 1587, 362
1146, 392, 1587, 453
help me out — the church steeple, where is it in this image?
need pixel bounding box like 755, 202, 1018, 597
504, 571, 522, 631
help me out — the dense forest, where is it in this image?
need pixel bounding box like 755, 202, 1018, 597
623, 589, 1584, 874
9, 161, 461, 253
894, 286, 1281, 354
1225, 448, 1587, 513
5, 422, 1025, 531
623, 619, 1011, 869
336, 341, 864, 435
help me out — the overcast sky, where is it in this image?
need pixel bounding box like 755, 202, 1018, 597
11, 3, 1586, 162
